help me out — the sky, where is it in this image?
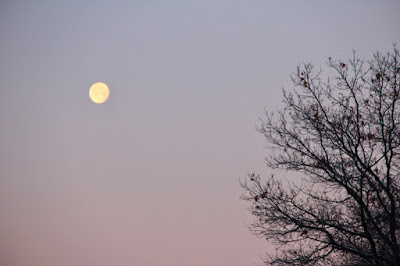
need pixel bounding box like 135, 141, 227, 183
0, 1, 399, 266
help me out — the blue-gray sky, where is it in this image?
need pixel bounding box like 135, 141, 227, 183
1, 1, 399, 265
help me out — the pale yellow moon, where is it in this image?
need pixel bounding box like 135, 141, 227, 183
89, 82, 110, 104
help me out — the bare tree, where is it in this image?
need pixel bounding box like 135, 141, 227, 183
241, 46, 400, 266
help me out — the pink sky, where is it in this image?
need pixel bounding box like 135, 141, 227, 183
0, 1, 399, 265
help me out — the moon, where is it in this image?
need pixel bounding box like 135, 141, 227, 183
89, 82, 110, 104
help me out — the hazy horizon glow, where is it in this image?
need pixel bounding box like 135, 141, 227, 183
0, 1, 399, 265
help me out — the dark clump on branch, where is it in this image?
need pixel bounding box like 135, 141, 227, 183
241, 46, 400, 266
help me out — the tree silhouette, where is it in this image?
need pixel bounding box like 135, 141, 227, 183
242, 46, 400, 265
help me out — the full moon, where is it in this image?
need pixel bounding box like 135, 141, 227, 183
89, 82, 110, 104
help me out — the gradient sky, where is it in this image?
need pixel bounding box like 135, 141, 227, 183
1, 1, 399, 266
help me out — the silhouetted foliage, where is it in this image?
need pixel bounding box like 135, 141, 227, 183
242, 46, 400, 265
